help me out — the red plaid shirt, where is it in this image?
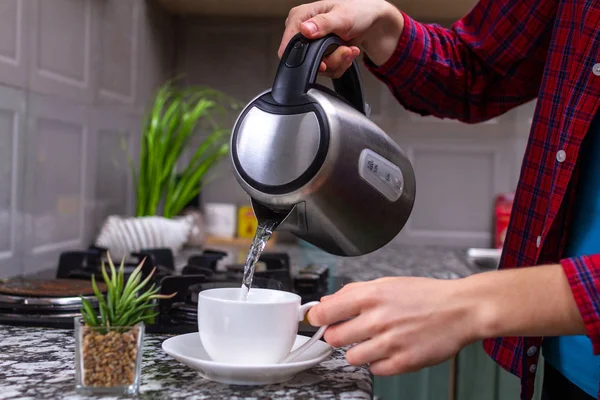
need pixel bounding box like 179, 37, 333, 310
364, 1, 600, 399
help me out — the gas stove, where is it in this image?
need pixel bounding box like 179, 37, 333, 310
0, 246, 332, 335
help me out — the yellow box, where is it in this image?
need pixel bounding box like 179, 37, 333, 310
237, 206, 258, 239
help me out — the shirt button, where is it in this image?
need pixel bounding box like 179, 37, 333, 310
529, 364, 537, 373
556, 150, 566, 162
527, 346, 537, 356
536, 236, 541, 248
594, 63, 600, 76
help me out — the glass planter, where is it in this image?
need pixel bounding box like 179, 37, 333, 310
74, 317, 144, 395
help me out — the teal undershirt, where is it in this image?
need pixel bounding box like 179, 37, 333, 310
542, 111, 600, 397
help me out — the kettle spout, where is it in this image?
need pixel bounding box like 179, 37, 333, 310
278, 202, 307, 234
250, 199, 307, 234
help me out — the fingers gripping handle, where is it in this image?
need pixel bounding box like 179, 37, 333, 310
271, 33, 366, 114
281, 301, 328, 363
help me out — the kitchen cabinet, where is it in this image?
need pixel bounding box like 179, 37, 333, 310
0, 86, 26, 278
456, 342, 544, 400
0, 0, 174, 278
456, 342, 519, 400
374, 361, 452, 400
154, 0, 477, 23
374, 342, 545, 400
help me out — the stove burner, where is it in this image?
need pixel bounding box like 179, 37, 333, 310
0, 311, 81, 326
0, 294, 98, 310
0, 278, 106, 297
0, 247, 332, 336
56, 246, 174, 283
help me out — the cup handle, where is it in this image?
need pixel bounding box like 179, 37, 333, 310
281, 301, 328, 363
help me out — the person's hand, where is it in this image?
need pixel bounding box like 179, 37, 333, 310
278, 0, 404, 78
307, 277, 479, 375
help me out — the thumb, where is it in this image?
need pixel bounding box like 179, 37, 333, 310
301, 12, 348, 38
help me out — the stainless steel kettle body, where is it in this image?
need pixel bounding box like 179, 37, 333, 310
230, 33, 415, 257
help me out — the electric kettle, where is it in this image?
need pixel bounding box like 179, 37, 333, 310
230, 33, 416, 256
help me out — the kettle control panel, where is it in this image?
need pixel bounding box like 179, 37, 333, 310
358, 149, 404, 202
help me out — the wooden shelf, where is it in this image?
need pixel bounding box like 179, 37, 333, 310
155, 0, 476, 23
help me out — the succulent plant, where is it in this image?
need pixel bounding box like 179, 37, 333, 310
80, 252, 176, 329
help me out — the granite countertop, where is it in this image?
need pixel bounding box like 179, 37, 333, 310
280, 241, 481, 281
0, 242, 484, 400
0, 325, 372, 400
193, 237, 485, 283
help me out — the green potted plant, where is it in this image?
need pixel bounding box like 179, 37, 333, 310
94, 81, 240, 260
133, 81, 237, 218
74, 253, 175, 395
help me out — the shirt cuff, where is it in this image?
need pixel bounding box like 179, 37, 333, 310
560, 255, 600, 353
363, 11, 428, 92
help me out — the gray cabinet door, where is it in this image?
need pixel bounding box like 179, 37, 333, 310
373, 342, 545, 400
0, 85, 26, 278
456, 341, 544, 400
374, 360, 451, 400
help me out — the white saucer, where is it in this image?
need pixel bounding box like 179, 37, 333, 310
161, 333, 333, 386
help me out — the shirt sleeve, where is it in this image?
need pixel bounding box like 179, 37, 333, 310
363, 0, 558, 123
560, 256, 600, 353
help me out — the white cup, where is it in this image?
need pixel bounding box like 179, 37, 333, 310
197, 287, 327, 365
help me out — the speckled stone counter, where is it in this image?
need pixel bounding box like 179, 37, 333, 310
0, 325, 372, 400
186, 239, 483, 285
278, 241, 479, 281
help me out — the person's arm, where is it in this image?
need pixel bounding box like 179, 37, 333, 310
365, 0, 558, 123
466, 263, 586, 338
307, 262, 588, 375
280, 0, 558, 124
470, 255, 600, 350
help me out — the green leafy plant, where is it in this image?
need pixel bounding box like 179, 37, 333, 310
131, 80, 240, 218
80, 253, 176, 329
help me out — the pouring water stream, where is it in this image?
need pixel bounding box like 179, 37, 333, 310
238, 219, 281, 301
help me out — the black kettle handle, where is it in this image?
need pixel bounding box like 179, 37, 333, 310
271, 33, 366, 114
